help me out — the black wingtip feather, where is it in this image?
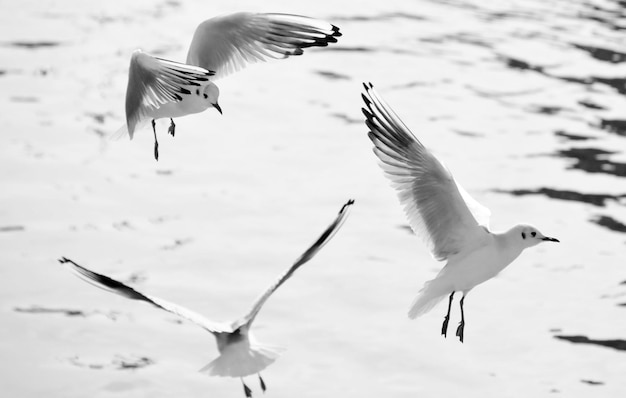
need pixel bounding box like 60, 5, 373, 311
341, 199, 355, 213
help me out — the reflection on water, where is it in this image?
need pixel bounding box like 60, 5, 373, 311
600, 118, 626, 136
555, 147, 626, 177
555, 335, 626, 351
555, 130, 595, 141
572, 43, 626, 64
14, 305, 121, 319
68, 355, 154, 370
500, 187, 626, 207
591, 215, 626, 233
5, 41, 61, 49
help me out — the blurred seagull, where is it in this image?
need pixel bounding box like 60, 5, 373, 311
361, 82, 559, 343
59, 199, 353, 397
122, 13, 342, 160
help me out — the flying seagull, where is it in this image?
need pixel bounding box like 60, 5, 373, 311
361, 82, 559, 342
59, 199, 353, 396
121, 13, 342, 160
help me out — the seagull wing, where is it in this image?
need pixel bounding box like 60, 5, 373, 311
59, 257, 230, 334
361, 83, 490, 261
186, 13, 341, 80
234, 199, 354, 329
125, 50, 215, 138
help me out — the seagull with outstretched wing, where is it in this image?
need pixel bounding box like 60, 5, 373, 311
361, 82, 558, 342
121, 13, 342, 160
60, 199, 354, 397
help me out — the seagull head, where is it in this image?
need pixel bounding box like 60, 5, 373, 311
203, 82, 222, 114
513, 224, 559, 248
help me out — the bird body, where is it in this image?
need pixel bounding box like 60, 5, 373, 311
202, 329, 281, 377
361, 82, 558, 341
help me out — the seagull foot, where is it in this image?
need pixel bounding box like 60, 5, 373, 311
151, 119, 159, 161
455, 321, 465, 343
259, 374, 266, 393
242, 381, 252, 398
168, 118, 175, 137
441, 315, 450, 337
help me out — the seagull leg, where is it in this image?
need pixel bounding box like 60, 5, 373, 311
441, 292, 455, 337
241, 378, 252, 398
168, 118, 176, 137
258, 374, 266, 393
151, 119, 159, 161
455, 295, 466, 343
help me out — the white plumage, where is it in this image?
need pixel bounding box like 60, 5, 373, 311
361, 82, 558, 342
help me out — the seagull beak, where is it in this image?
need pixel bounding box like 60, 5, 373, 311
213, 103, 222, 115
542, 236, 559, 242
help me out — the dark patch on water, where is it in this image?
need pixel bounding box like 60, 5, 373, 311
398, 225, 414, 234
315, 70, 351, 80
331, 112, 362, 124
113, 221, 134, 230
557, 75, 626, 96
324, 46, 375, 53
497, 53, 626, 96
599, 119, 626, 136
0, 225, 25, 232
498, 187, 626, 207
14, 306, 86, 317
85, 112, 112, 125
578, 11, 626, 32
420, 33, 492, 48
554, 335, 626, 351
156, 169, 173, 176
591, 215, 626, 233
453, 129, 483, 137
389, 81, 433, 90
555, 130, 595, 141
555, 147, 626, 177
578, 100, 606, 110
161, 238, 192, 251
15, 305, 121, 320
11, 96, 38, 103
581, 379, 605, 386
7, 41, 61, 49
116, 356, 154, 369
69, 355, 154, 370
529, 105, 565, 115
498, 55, 545, 73
125, 272, 147, 284
330, 12, 428, 22
592, 77, 626, 95
573, 43, 626, 64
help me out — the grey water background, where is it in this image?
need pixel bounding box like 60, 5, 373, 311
0, 0, 625, 396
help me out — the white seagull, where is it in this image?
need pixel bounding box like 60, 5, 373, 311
122, 13, 342, 160
59, 199, 353, 397
361, 82, 559, 342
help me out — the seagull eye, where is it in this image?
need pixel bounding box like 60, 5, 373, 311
203, 93, 208, 99
531, 231, 536, 237
521, 232, 526, 239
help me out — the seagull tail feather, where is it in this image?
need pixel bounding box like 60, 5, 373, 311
199, 343, 283, 378
408, 280, 448, 319
110, 123, 132, 141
